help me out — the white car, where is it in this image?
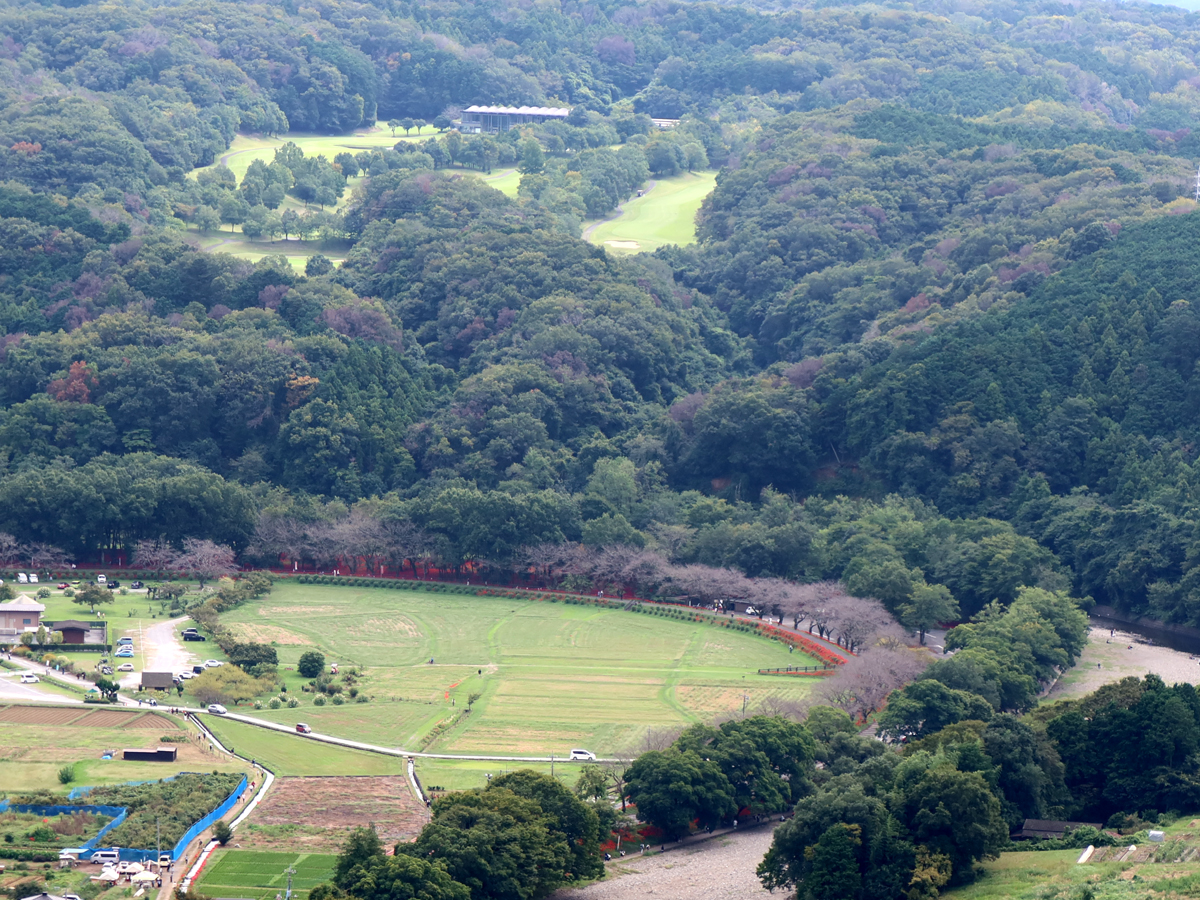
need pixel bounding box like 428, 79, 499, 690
28, 574, 38, 583
568, 748, 596, 761
20, 673, 39, 683
116, 663, 134, 672
178, 671, 195, 680
203, 659, 223, 668
207, 703, 227, 715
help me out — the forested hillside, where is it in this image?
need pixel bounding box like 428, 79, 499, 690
4, 0, 1200, 622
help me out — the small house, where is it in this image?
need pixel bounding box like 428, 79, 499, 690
51, 620, 92, 644
1014, 819, 1104, 840
140, 672, 175, 692
0, 597, 44, 643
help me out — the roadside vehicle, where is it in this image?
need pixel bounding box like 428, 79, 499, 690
183, 631, 206, 642
58, 583, 69, 589
116, 637, 133, 645
207, 704, 227, 715
116, 663, 134, 672
29, 574, 38, 583
158, 853, 171, 866
569, 748, 596, 761
19, 673, 38, 684
203, 659, 222, 667
96, 575, 106, 585
16, 573, 27, 583
130, 581, 144, 590
296, 723, 312, 734
178, 671, 195, 679
115, 648, 134, 658
90, 849, 120, 865
192, 664, 204, 674
108, 581, 121, 589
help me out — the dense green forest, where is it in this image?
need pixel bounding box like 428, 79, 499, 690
5, 0, 1200, 626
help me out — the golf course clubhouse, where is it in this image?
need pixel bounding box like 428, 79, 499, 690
461, 105, 570, 133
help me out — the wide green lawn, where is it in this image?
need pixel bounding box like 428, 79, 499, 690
202, 717, 406, 777
195, 849, 336, 900
587, 170, 717, 254
221, 582, 817, 756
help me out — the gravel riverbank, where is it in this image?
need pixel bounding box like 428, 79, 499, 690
553, 827, 776, 900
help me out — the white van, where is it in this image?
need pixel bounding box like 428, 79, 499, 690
28, 574, 38, 583
90, 849, 120, 865
569, 748, 596, 761
16, 573, 27, 584
97, 574, 107, 585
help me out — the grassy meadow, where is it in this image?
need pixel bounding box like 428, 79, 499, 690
202, 717, 406, 778
587, 169, 717, 254
222, 581, 817, 757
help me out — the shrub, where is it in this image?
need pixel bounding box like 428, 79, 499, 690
297, 650, 325, 678
213, 821, 232, 845
253, 700, 263, 710
356, 694, 368, 703
313, 695, 326, 706
268, 697, 281, 709
57, 765, 75, 785
332, 694, 345, 705
287, 698, 300, 708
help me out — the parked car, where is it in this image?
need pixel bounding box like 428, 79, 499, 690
296, 723, 312, 734
96, 574, 106, 584
192, 664, 204, 674
57, 583, 69, 589
107, 581, 120, 589
158, 853, 171, 866
100, 666, 113, 676
116, 663, 134, 672
114, 648, 134, 658
20, 673, 39, 684
207, 704, 227, 715
183, 632, 206, 642
29, 574, 38, 583
16, 573, 27, 583
203, 659, 222, 668
116, 637, 133, 645
178, 671, 195, 680
130, 581, 144, 590
569, 748, 596, 761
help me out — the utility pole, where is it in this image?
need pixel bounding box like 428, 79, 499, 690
156, 817, 160, 868
285, 866, 296, 900
742, 693, 748, 717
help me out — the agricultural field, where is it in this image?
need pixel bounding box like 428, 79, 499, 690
220, 581, 819, 757
235, 776, 428, 850
194, 849, 336, 900
0, 705, 246, 791
586, 170, 716, 254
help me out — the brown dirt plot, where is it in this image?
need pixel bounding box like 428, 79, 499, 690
0, 705, 86, 725
239, 776, 430, 850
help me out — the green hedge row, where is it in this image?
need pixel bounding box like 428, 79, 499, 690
0, 847, 60, 862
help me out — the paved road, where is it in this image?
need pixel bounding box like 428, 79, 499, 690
118, 616, 197, 690
0, 667, 80, 703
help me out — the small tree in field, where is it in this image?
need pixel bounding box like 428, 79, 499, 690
177, 539, 237, 587
298, 650, 325, 678
75, 584, 114, 614
213, 820, 232, 844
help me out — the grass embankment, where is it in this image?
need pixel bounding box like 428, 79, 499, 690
587, 169, 716, 254
194, 849, 336, 900
220, 580, 818, 758
201, 717, 406, 777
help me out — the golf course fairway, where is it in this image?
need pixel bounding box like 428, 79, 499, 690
587, 170, 717, 254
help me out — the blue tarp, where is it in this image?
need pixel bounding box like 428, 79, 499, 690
3, 775, 249, 863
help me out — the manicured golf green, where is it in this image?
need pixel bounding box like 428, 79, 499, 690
587, 170, 716, 254
195, 849, 336, 900
202, 717, 407, 777
188, 232, 348, 271
222, 582, 818, 757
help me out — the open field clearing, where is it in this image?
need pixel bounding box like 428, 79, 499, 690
586, 170, 716, 254
236, 776, 428, 850
202, 717, 407, 777
222, 582, 819, 757
194, 849, 336, 900
0, 707, 246, 791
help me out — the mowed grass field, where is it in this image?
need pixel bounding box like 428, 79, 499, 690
587, 170, 716, 254
222, 582, 818, 757
202, 718, 406, 778
194, 849, 336, 900
0, 707, 248, 791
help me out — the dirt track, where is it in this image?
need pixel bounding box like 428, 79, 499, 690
553, 828, 775, 900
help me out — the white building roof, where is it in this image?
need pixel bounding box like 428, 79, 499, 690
0, 597, 45, 612
464, 105, 570, 116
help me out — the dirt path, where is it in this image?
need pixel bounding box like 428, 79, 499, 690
553, 827, 776, 900
583, 180, 657, 242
